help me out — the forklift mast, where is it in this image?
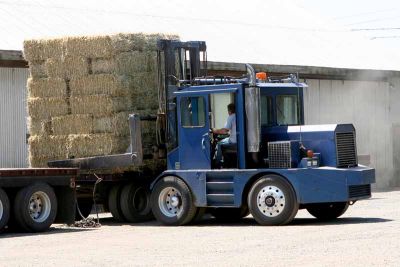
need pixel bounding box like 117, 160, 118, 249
156, 40, 207, 152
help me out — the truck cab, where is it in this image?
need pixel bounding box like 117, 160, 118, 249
169, 80, 306, 171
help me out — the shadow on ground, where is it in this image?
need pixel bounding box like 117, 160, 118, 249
0, 226, 95, 239
98, 215, 392, 228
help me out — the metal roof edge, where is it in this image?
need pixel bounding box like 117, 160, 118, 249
0, 50, 27, 68
208, 61, 400, 81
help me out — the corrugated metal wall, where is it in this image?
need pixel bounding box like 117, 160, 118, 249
303, 78, 399, 189
0, 68, 29, 168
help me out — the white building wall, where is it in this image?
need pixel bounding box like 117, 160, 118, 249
303, 78, 398, 189
0, 67, 29, 168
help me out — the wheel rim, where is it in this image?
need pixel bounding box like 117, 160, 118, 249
256, 185, 285, 217
158, 187, 183, 217
132, 187, 148, 214
28, 191, 51, 223
0, 199, 3, 219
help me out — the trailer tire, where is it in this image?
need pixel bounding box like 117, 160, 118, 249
248, 175, 298, 226
120, 183, 153, 223
0, 188, 10, 231
108, 185, 126, 222
307, 202, 349, 220
211, 205, 249, 222
13, 183, 57, 232
151, 176, 197, 226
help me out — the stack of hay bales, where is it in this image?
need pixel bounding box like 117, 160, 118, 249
24, 33, 178, 167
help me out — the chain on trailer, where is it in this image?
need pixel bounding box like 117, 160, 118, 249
73, 173, 103, 228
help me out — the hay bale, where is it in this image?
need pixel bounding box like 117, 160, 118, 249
111, 33, 147, 52
46, 56, 88, 78
27, 77, 67, 98
27, 117, 52, 135
23, 39, 64, 61
64, 36, 114, 58
93, 112, 130, 136
143, 33, 180, 51
70, 95, 130, 116
28, 135, 68, 158
110, 33, 179, 52
67, 134, 129, 158
69, 74, 129, 96
52, 114, 94, 135
92, 58, 116, 74
29, 61, 47, 79
115, 52, 157, 75
28, 97, 69, 119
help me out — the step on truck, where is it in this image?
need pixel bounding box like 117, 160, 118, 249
49, 39, 375, 226
0, 168, 76, 232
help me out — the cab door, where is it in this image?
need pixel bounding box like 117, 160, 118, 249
177, 94, 211, 169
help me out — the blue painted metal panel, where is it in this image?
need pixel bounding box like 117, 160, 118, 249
160, 165, 375, 207
177, 95, 211, 170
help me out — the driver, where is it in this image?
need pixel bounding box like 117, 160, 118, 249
212, 103, 236, 166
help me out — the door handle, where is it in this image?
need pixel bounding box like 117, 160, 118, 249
201, 133, 209, 150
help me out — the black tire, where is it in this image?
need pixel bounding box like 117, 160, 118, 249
211, 206, 249, 221
151, 176, 197, 226
75, 198, 93, 220
248, 175, 298, 226
307, 202, 349, 220
120, 183, 153, 223
0, 188, 10, 231
191, 207, 206, 224
108, 185, 126, 222
13, 183, 57, 232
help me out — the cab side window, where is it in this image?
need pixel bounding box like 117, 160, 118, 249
261, 95, 274, 126
180, 96, 206, 127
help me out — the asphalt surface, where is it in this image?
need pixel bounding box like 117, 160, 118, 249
0, 190, 399, 267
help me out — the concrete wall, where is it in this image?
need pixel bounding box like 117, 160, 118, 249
0, 67, 29, 168
303, 78, 400, 189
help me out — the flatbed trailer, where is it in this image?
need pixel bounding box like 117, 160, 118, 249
0, 168, 77, 232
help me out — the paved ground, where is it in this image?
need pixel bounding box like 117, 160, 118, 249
0, 190, 399, 267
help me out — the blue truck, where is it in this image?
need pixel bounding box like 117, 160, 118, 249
49, 40, 375, 226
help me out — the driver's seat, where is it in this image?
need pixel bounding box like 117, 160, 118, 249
221, 143, 237, 168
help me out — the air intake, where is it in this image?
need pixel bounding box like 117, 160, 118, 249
349, 184, 371, 199
268, 141, 292, 168
336, 132, 357, 168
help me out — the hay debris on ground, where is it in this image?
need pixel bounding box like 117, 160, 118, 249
69, 74, 129, 96
52, 114, 94, 135
27, 77, 67, 98
28, 97, 69, 119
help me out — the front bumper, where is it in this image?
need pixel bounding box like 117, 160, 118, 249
283, 165, 375, 204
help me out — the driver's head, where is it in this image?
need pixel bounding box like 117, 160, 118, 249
227, 103, 235, 115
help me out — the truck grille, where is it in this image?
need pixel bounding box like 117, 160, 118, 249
349, 184, 371, 198
336, 132, 357, 168
268, 141, 291, 168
